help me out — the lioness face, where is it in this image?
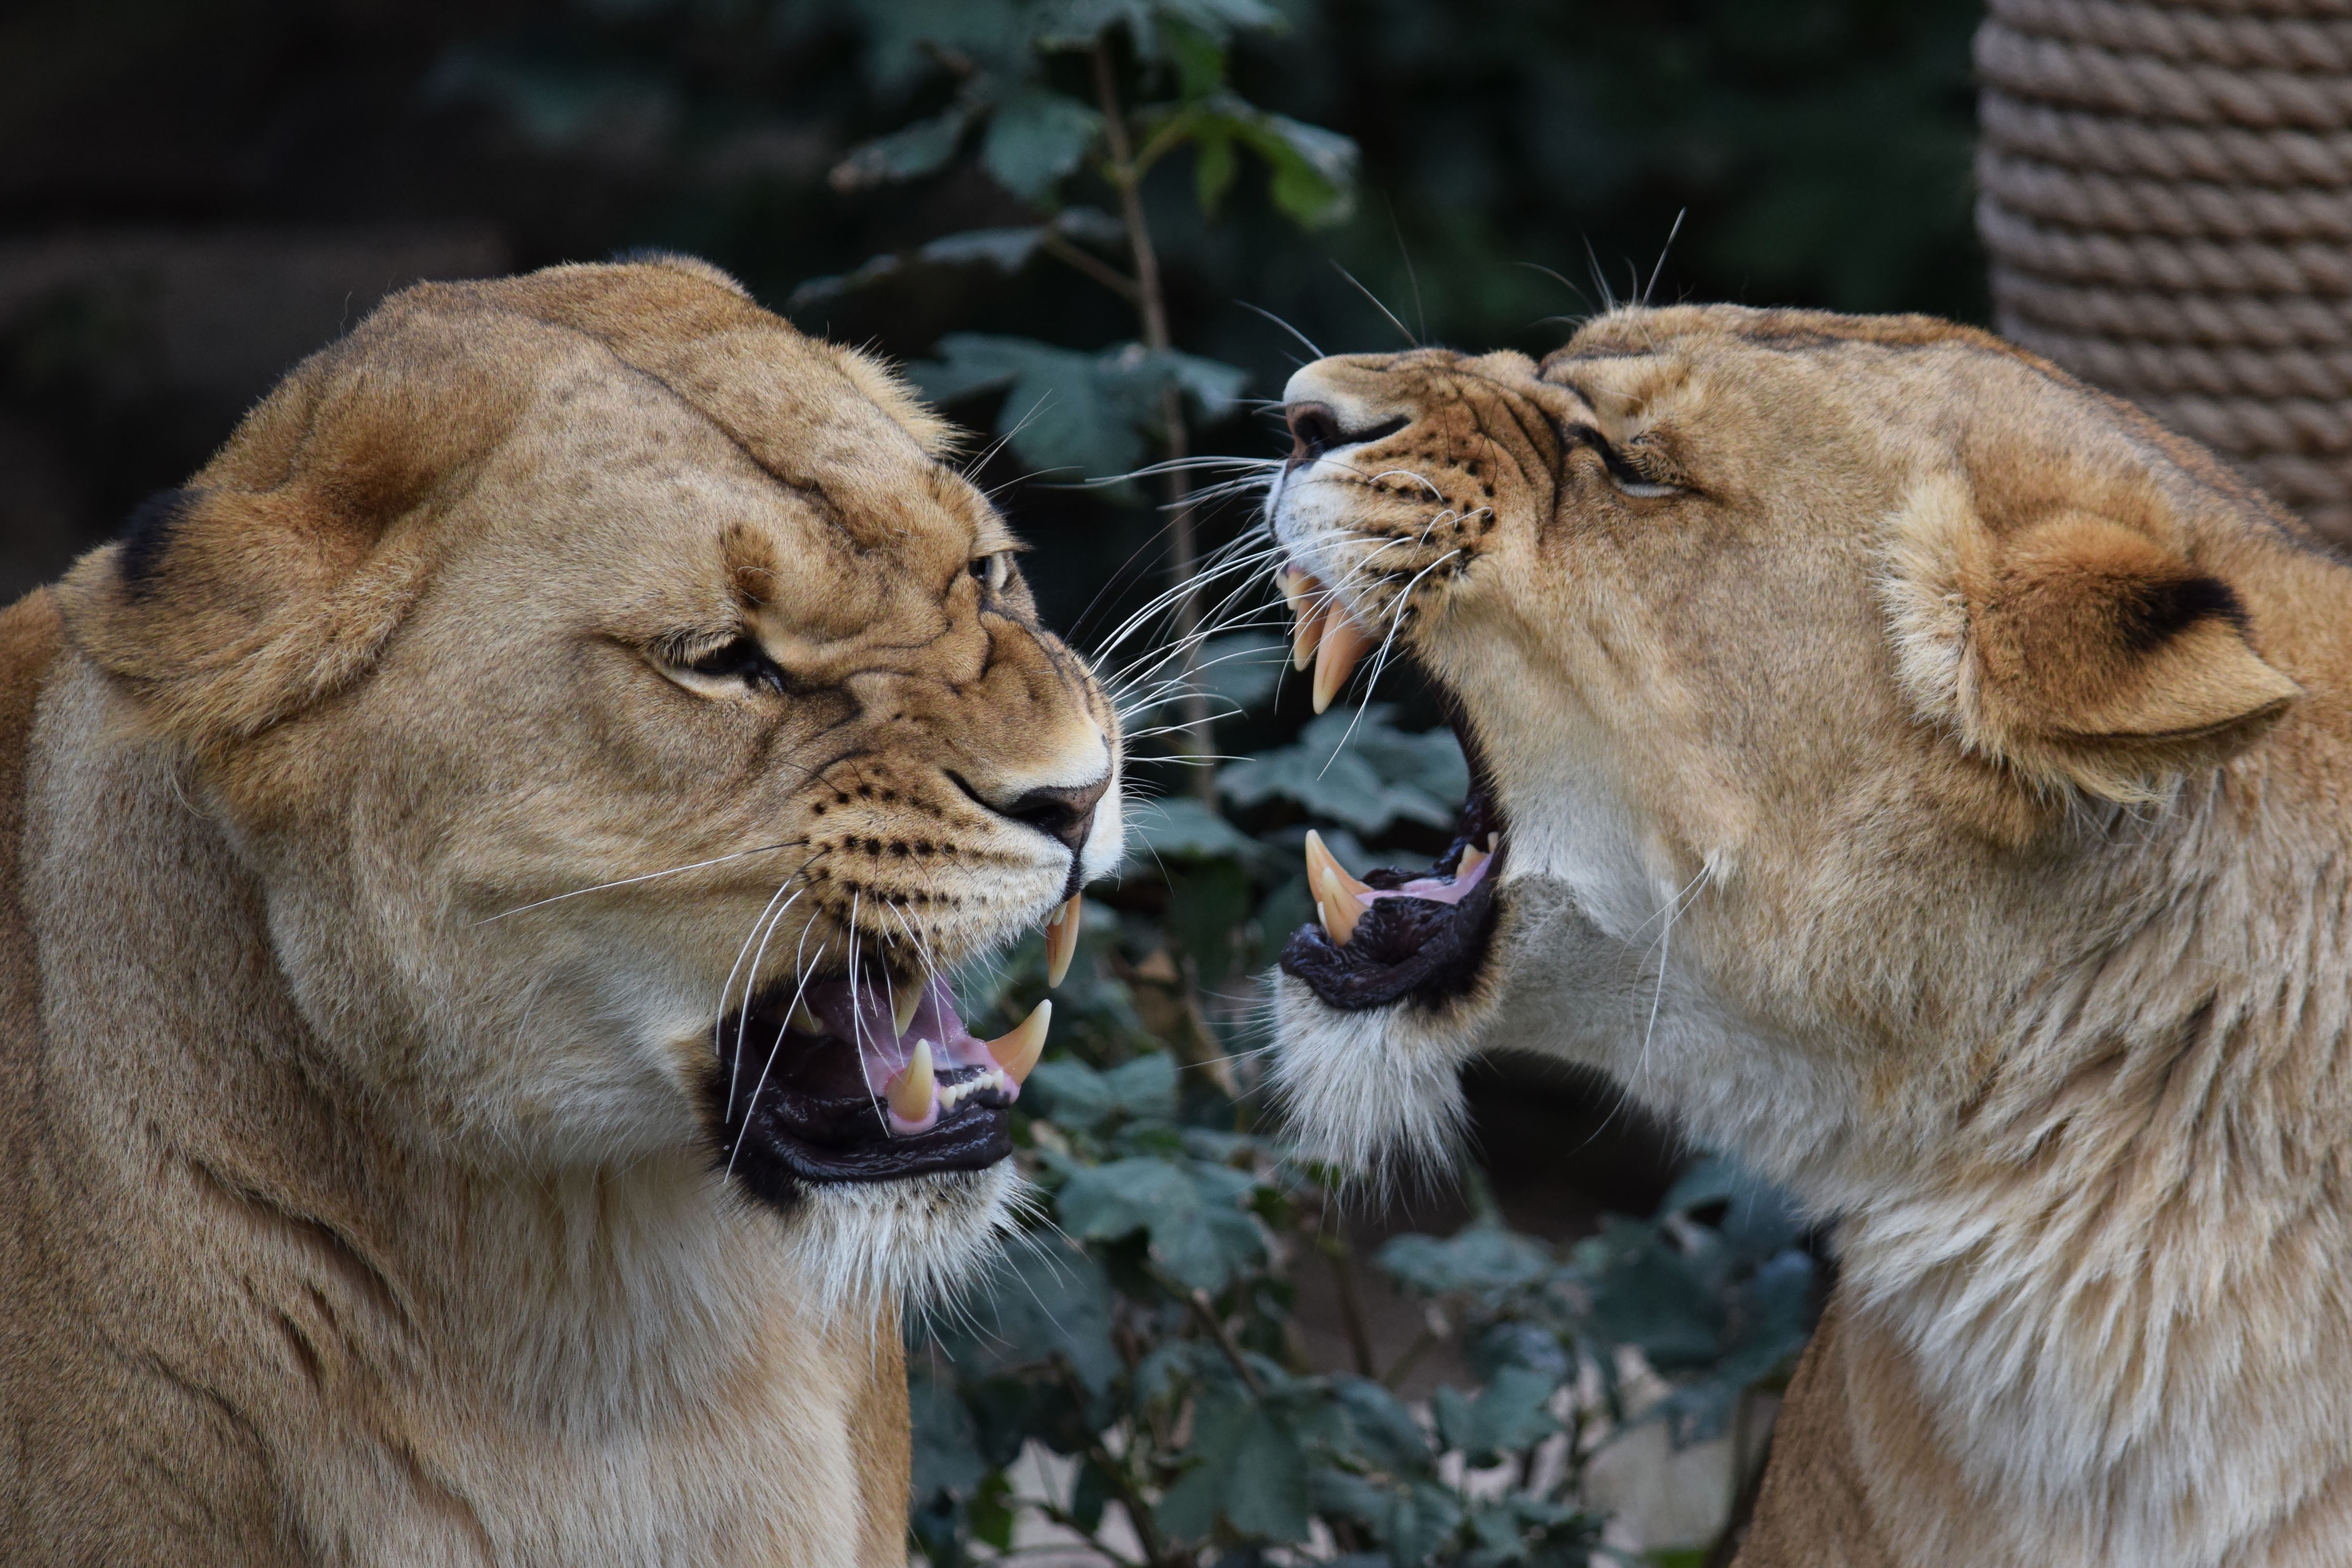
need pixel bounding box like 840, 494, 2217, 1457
63, 260, 1121, 1301
1263, 306, 2300, 1200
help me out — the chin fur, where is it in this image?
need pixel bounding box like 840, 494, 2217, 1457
774, 1163, 1026, 1323
1268, 971, 1478, 1197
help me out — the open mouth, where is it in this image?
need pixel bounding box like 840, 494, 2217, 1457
1275, 567, 1506, 1011
710, 922, 1068, 1200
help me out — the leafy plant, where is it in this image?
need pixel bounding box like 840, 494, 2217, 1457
920, 911, 1820, 1568
803, 0, 1359, 785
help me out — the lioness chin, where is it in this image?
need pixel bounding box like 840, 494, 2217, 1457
0, 257, 1121, 1566
1262, 307, 2352, 1567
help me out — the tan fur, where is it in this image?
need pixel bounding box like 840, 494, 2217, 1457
0, 258, 1121, 1565
1267, 306, 2352, 1565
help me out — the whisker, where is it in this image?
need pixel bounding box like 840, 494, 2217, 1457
1643, 208, 1687, 308
1332, 259, 1419, 348
1237, 300, 1326, 360
476, 839, 809, 923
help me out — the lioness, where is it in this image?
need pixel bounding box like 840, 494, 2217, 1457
1264, 307, 2352, 1566
0, 257, 1121, 1565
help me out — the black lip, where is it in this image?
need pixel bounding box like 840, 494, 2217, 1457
1278, 708, 1506, 1011
705, 990, 1013, 1208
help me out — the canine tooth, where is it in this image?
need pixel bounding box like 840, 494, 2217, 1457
890, 968, 926, 1036
1279, 566, 1311, 618
789, 996, 823, 1035
1315, 862, 1364, 945
1292, 593, 1327, 673
887, 1040, 936, 1124
985, 999, 1051, 1085
1282, 566, 1324, 670
1045, 895, 1081, 987
1304, 829, 1371, 901
1311, 613, 1378, 713
1455, 844, 1489, 882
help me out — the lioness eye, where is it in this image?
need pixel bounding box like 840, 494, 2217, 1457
1609, 474, 1682, 500
680, 636, 785, 694
971, 552, 1012, 593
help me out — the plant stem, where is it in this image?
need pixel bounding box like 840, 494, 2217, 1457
1035, 1503, 1145, 1568
1182, 1284, 1267, 1397
1316, 1232, 1380, 1379
1039, 230, 1143, 305
1086, 1440, 1178, 1568
1092, 42, 1214, 799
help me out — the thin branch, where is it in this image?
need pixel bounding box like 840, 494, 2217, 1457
1184, 1285, 1267, 1398
1040, 230, 1143, 305
1093, 41, 1213, 798
1317, 1233, 1380, 1379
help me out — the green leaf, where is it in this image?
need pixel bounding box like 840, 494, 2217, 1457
1252, 111, 1359, 227
1159, 1389, 1313, 1542
1219, 706, 1465, 835
1377, 1225, 1556, 1297
830, 105, 973, 189
1182, 96, 1358, 228
981, 89, 1103, 200
1329, 1375, 1434, 1474
1194, 126, 1238, 212
1579, 1217, 1725, 1372
1164, 854, 1253, 989
1431, 1365, 1561, 1465
788, 209, 1126, 308
911, 334, 1144, 477
1387, 1478, 1466, 1568
1123, 796, 1259, 864
1224, 1403, 1315, 1540
908, 335, 1247, 483
1309, 1465, 1390, 1525
1056, 1155, 1264, 1291
1198, 632, 1286, 712
909, 1363, 989, 1500
1165, 14, 1228, 99
1027, 1051, 1179, 1134
949, 1233, 1124, 1394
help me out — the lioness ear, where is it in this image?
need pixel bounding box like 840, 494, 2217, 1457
57, 297, 521, 746
1885, 478, 2298, 801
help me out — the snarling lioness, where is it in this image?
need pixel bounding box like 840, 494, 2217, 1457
1264, 306, 2352, 1566
0, 257, 1120, 1565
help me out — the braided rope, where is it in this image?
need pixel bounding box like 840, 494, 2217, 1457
1981, 148, 2352, 237
1982, 94, 2352, 182
2004, 320, 2352, 393
1978, 0, 2352, 540
1988, 0, 2352, 69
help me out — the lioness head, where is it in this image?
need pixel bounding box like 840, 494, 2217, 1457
1264, 305, 2309, 1207
55, 257, 1120, 1306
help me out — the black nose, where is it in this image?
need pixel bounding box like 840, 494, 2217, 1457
1287, 402, 1345, 462
997, 776, 1110, 857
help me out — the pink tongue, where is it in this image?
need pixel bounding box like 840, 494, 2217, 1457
801, 973, 991, 1095
1361, 846, 1495, 908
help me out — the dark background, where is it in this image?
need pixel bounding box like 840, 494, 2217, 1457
0, 0, 1985, 1221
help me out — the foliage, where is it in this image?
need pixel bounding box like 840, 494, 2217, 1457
920, 911, 1820, 1568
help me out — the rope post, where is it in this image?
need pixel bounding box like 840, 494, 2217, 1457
1976, 0, 2352, 543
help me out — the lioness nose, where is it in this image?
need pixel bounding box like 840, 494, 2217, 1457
1287, 402, 1345, 461
992, 776, 1110, 857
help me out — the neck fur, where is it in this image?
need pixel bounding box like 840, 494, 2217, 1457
1834, 742, 2352, 1562
23, 659, 820, 1432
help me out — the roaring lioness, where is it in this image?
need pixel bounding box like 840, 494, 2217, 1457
1264, 306, 2352, 1566
0, 257, 1121, 1565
